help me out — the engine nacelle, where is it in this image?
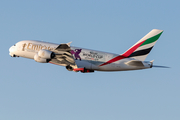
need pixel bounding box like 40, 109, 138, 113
34, 53, 50, 63
66, 65, 73, 71
38, 49, 55, 59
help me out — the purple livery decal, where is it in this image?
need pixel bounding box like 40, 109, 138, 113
71, 49, 82, 60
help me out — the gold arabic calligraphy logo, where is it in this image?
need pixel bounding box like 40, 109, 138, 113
22, 43, 27, 51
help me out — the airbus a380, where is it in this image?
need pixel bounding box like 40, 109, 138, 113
9, 29, 164, 73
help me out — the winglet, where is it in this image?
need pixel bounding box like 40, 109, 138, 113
67, 41, 72, 47
55, 42, 72, 50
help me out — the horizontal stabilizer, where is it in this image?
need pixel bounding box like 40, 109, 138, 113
125, 60, 144, 67
152, 65, 170, 68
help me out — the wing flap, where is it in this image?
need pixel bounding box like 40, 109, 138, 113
49, 42, 77, 68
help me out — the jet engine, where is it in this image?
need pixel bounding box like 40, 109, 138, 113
38, 49, 55, 59
66, 65, 73, 71
34, 53, 50, 63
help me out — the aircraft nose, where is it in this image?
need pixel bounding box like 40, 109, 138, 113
9, 45, 16, 57
9, 46, 14, 53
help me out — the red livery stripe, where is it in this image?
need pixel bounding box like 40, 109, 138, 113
99, 40, 146, 66
99, 55, 125, 66
122, 40, 145, 57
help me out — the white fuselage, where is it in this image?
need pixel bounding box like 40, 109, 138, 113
9, 40, 151, 72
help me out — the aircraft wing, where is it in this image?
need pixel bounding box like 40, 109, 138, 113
49, 43, 78, 69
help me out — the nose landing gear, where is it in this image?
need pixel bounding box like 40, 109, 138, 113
10, 54, 19, 57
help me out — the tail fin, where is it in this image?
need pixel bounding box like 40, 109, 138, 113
122, 29, 163, 61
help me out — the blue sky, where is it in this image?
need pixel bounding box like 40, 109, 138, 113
1, 0, 180, 120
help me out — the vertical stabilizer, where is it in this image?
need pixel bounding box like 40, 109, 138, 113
122, 29, 163, 61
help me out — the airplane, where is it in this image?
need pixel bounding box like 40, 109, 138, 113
9, 29, 164, 73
